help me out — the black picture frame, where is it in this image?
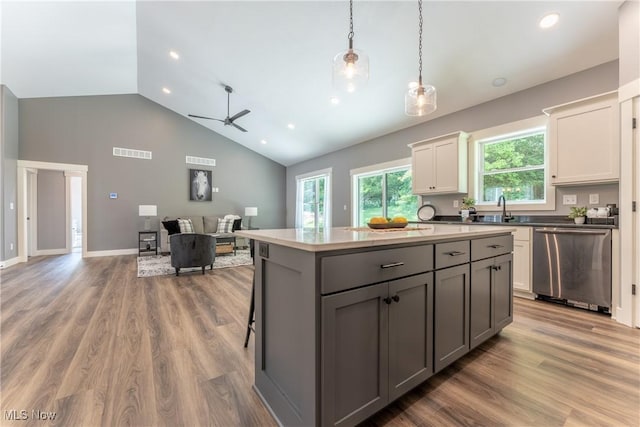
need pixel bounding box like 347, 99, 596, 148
189, 169, 212, 201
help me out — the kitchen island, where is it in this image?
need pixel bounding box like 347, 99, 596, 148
236, 224, 515, 427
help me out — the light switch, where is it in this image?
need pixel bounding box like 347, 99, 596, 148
453, 200, 459, 208
589, 194, 599, 204
9, 202, 14, 210
562, 195, 577, 205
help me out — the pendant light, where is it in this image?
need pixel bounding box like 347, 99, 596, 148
405, 0, 436, 116
332, 0, 369, 93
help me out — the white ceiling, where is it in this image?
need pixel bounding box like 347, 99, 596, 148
1, 1, 622, 166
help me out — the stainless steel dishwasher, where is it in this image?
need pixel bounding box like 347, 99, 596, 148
532, 227, 611, 312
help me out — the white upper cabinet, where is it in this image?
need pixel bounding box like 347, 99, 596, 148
544, 91, 619, 185
409, 131, 468, 195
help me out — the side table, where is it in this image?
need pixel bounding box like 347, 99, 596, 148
139, 231, 158, 256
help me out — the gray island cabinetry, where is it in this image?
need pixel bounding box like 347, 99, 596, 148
236, 225, 514, 427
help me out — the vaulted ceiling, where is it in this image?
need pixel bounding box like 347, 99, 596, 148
1, 1, 622, 166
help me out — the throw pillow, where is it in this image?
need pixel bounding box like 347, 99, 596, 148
177, 218, 195, 233
162, 220, 181, 235
216, 218, 234, 233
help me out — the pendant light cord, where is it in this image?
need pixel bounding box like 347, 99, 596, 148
418, 0, 423, 84
348, 0, 354, 40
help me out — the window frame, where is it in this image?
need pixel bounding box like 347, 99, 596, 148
470, 115, 556, 211
295, 168, 332, 229
350, 158, 417, 227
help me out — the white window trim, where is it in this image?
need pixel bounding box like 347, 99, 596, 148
469, 115, 556, 212
295, 168, 332, 229
350, 158, 412, 227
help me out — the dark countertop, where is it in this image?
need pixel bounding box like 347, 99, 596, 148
411, 215, 618, 230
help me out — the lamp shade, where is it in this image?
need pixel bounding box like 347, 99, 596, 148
245, 207, 258, 217
138, 205, 157, 217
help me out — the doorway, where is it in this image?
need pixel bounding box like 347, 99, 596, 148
70, 176, 83, 252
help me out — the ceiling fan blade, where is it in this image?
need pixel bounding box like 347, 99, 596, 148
231, 122, 248, 132
188, 114, 224, 122
228, 109, 251, 122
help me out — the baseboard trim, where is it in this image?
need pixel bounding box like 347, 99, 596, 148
34, 249, 68, 256
0, 257, 22, 269
85, 248, 138, 258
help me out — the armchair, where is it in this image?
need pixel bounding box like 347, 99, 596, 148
169, 234, 216, 276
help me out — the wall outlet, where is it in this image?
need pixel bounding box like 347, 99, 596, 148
562, 195, 577, 205
453, 200, 459, 208
10, 243, 14, 251
589, 194, 599, 204
343, 205, 347, 211
9, 202, 14, 210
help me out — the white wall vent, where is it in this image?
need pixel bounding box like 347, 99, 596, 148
113, 147, 152, 160
186, 156, 216, 167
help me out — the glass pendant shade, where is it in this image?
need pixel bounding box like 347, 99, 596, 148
332, 48, 369, 93
405, 83, 436, 116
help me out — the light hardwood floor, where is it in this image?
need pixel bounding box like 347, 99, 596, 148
1, 253, 639, 426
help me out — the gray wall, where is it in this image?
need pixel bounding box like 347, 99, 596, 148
19, 94, 286, 252
37, 170, 66, 250
286, 61, 619, 227
619, 0, 639, 86
1, 85, 19, 261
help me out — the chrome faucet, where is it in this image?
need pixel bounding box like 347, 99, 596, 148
497, 195, 510, 221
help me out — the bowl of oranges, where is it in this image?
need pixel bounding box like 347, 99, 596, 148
367, 216, 409, 229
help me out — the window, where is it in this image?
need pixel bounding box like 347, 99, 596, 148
471, 116, 554, 211
351, 159, 418, 226
296, 169, 331, 230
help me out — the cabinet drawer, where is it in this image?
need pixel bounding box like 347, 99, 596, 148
435, 241, 470, 269
321, 245, 433, 294
471, 234, 513, 261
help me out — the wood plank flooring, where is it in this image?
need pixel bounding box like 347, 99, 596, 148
1, 253, 639, 426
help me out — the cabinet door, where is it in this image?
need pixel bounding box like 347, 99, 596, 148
433, 138, 459, 192
494, 254, 513, 331
513, 239, 530, 292
321, 284, 389, 427
434, 264, 470, 372
412, 143, 435, 194
469, 258, 494, 349
388, 273, 433, 401
549, 95, 619, 184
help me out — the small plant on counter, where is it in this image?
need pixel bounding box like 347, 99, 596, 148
461, 197, 476, 210
568, 206, 587, 219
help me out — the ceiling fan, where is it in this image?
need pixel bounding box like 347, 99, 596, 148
189, 85, 251, 132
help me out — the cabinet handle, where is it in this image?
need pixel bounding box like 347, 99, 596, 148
445, 251, 466, 257
492, 265, 502, 271
552, 175, 556, 178
487, 244, 503, 249
381, 262, 404, 269
392, 295, 400, 303
383, 297, 392, 305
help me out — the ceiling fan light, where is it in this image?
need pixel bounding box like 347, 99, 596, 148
405, 84, 436, 116
332, 48, 369, 93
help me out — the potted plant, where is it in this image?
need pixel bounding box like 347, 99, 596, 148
568, 206, 587, 224
460, 197, 476, 221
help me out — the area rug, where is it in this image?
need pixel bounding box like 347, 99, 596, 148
137, 249, 253, 277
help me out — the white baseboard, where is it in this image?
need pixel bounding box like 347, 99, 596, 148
0, 257, 22, 269
514, 290, 536, 300
34, 248, 68, 256
85, 248, 138, 258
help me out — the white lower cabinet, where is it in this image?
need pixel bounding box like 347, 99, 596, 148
512, 227, 533, 299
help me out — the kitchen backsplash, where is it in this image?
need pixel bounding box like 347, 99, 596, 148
421, 183, 619, 217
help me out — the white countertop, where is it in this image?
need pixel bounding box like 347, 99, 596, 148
236, 224, 516, 252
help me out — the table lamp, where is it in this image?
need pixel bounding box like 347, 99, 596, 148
245, 207, 258, 229
139, 205, 157, 231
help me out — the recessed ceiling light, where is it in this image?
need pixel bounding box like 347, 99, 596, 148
539, 13, 559, 29
330, 96, 340, 105
162, 87, 171, 94
492, 77, 507, 87
260, 139, 267, 145
287, 123, 295, 130
169, 50, 180, 60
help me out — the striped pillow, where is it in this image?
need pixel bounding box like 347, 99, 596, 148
216, 218, 234, 233
177, 218, 194, 233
